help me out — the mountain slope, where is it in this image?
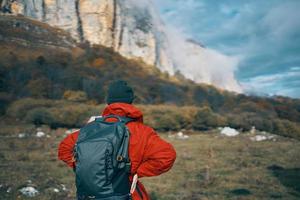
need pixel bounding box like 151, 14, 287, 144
0, 14, 300, 139
0, 14, 206, 105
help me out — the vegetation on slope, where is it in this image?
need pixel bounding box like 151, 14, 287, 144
3, 99, 299, 140
0, 14, 300, 139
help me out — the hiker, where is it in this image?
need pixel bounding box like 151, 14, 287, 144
58, 80, 176, 200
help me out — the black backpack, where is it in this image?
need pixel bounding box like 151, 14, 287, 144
74, 115, 134, 199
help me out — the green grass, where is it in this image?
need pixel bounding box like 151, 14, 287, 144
0, 126, 299, 200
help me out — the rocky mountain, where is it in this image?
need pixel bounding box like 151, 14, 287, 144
0, 0, 241, 92
0, 0, 174, 71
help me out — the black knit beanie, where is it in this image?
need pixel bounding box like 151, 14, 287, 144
106, 80, 134, 104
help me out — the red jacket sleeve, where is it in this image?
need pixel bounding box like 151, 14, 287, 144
137, 128, 176, 178
58, 130, 79, 168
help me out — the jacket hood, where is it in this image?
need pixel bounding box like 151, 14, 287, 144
102, 103, 143, 122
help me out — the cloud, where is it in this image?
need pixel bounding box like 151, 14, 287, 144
164, 26, 242, 92
291, 66, 300, 71
153, 0, 300, 98
241, 68, 300, 98
262, 2, 300, 42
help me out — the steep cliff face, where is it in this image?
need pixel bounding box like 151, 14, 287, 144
1, 0, 174, 71
0, 0, 241, 92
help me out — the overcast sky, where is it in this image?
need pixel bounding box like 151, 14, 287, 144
153, 0, 300, 98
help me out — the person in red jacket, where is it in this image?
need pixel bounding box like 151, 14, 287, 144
58, 80, 176, 200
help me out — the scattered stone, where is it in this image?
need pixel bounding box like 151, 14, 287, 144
65, 129, 73, 135
53, 188, 60, 193
6, 187, 12, 193
176, 131, 189, 140
250, 134, 275, 142
19, 186, 39, 197
250, 126, 256, 134
220, 127, 239, 137
251, 135, 267, 141
36, 131, 45, 138
0, 184, 11, 193
60, 184, 67, 191
18, 133, 26, 138
168, 132, 189, 139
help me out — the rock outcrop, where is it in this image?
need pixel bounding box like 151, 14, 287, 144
0, 0, 174, 71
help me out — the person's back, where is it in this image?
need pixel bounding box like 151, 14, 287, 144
58, 80, 176, 200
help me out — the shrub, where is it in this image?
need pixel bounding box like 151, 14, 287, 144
5, 98, 300, 140
192, 106, 227, 130
40, 103, 103, 128
47, 104, 97, 128
233, 101, 276, 118
142, 107, 181, 131
227, 113, 252, 131
229, 113, 274, 132
36, 55, 46, 65
6, 98, 55, 119
0, 92, 12, 115
26, 78, 52, 98
25, 107, 54, 126
90, 57, 105, 68
226, 112, 299, 136
272, 119, 300, 140
63, 90, 88, 102
140, 105, 198, 131
7, 98, 104, 128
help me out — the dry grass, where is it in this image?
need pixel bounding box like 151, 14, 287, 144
0, 126, 299, 200
144, 133, 300, 200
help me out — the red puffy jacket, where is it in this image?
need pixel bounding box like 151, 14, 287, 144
58, 103, 176, 200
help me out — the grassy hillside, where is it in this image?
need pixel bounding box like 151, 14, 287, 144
0, 14, 300, 139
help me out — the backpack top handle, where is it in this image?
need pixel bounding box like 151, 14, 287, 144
103, 115, 123, 122
99, 115, 134, 124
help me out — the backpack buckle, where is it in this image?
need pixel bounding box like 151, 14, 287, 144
117, 155, 124, 162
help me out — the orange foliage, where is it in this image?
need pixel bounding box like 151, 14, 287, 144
71, 47, 85, 59
91, 58, 105, 68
